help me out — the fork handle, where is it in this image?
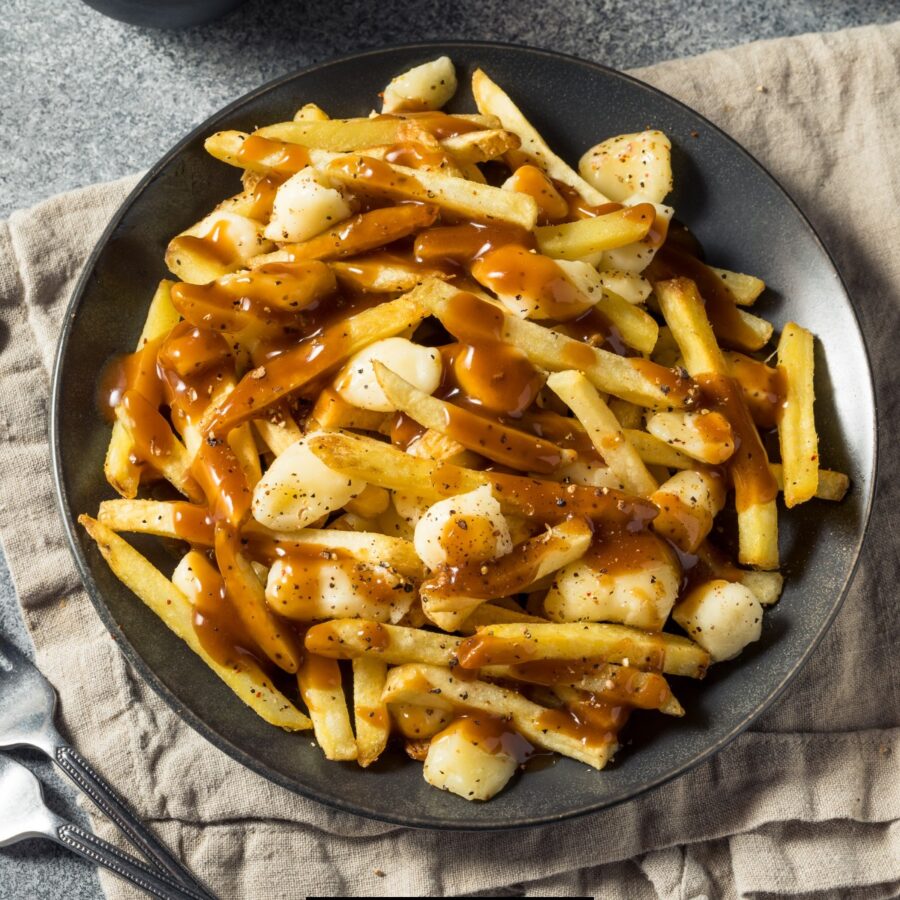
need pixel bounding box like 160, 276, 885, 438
54, 745, 215, 899
55, 823, 207, 900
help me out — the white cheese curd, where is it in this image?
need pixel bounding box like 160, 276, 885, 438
414, 485, 512, 570
263, 167, 352, 243
251, 433, 364, 531
673, 579, 764, 662
382, 56, 458, 113
335, 337, 442, 413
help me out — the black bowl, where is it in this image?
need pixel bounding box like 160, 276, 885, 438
51, 42, 876, 829
80, 0, 245, 28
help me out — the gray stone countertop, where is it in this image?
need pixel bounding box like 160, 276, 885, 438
0, 1, 894, 897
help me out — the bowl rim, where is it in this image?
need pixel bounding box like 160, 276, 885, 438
50, 39, 879, 831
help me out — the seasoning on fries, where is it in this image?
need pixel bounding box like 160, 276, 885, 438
83, 57, 849, 802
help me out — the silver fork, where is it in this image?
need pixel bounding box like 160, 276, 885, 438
0, 633, 215, 899
0, 755, 207, 900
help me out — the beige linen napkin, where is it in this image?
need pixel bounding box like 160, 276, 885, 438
1, 22, 898, 900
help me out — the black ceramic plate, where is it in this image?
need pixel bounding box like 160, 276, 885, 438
51, 42, 876, 829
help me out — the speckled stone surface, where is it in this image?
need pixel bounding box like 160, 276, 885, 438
0, 1, 893, 897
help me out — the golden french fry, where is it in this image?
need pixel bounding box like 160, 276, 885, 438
322, 155, 538, 230
97, 499, 213, 546
374, 361, 573, 474
457, 622, 710, 679
655, 277, 778, 569
535, 206, 654, 259
104, 280, 181, 499
547, 370, 658, 496
708, 266, 765, 306
79, 518, 311, 730
310, 387, 390, 433
624, 428, 694, 469
777, 323, 819, 507
298, 653, 357, 761
471, 68, 607, 205
458, 602, 548, 634
251, 204, 440, 266
441, 128, 521, 163
251, 405, 304, 456
305, 619, 462, 666
769, 464, 847, 502
330, 259, 449, 293
306, 431, 658, 528
382, 664, 617, 769
215, 525, 303, 672
352, 657, 390, 767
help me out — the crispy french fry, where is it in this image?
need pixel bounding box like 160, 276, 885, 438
769, 463, 847, 502
322, 155, 538, 230
310, 387, 389, 433
421, 283, 698, 410
330, 258, 449, 293
305, 431, 658, 527
252, 405, 304, 456
97, 499, 214, 545
104, 280, 181, 499
228, 422, 262, 488
215, 525, 302, 672
777, 323, 819, 507
624, 428, 695, 469
471, 68, 607, 205
547, 370, 657, 496
305, 619, 462, 666
374, 361, 573, 474
535, 206, 654, 259
382, 664, 616, 769
114, 396, 203, 503
79, 518, 310, 730
257, 117, 413, 150
294, 102, 330, 122
458, 602, 548, 634
250, 204, 439, 266
298, 653, 357, 761
457, 622, 710, 678
655, 277, 778, 569
204, 289, 431, 436
708, 266, 765, 306
495, 661, 683, 716
441, 128, 521, 163
352, 657, 390, 767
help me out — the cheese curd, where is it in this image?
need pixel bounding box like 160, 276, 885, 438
382, 56, 458, 113
673, 580, 763, 662
335, 337, 442, 413
251, 433, 364, 531
263, 167, 352, 243
414, 485, 512, 570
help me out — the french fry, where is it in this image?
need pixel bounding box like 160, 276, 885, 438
547, 370, 658, 496
305, 431, 659, 527
352, 657, 390, 767
440, 128, 521, 163
624, 428, 695, 470
655, 277, 778, 569
330, 258, 449, 293
79, 518, 311, 730
420, 283, 699, 410
97, 499, 214, 546
458, 602, 549, 634
228, 422, 262, 488
374, 361, 574, 474
305, 619, 462, 666
322, 155, 538, 230
708, 266, 765, 306
298, 653, 357, 761
257, 117, 413, 150
457, 622, 710, 678
777, 323, 819, 507
382, 664, 616, 769
114, 395, 203, 503
104, 281, 181, 499
310, 387, 389, 433
252, 405, 304, 457
534, 205, 654, 259
471, 68, 607, 206
769, 463, 847, 502
510, 663, 683, 716
204, 289, 431, 436
215, 524, 303, 672
250, 204, 439, 266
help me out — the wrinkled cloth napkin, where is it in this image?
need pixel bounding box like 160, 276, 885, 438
1, 22, 899, 900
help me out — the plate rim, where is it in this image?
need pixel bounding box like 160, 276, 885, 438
50, 39, 879, 831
